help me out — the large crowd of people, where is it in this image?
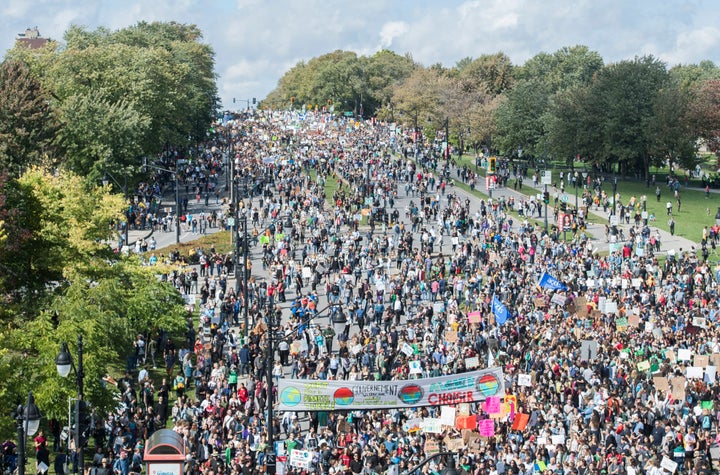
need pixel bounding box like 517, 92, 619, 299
20, 109, 720, 475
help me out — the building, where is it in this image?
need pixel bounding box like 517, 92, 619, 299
16, 27, 49, 50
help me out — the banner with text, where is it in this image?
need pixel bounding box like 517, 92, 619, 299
278, 367, 505, 411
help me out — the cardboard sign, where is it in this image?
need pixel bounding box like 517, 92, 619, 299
575, 297, 587, 316
468, 311, 482, 324
628, 314, 640, 327
444, 330, 459, 343
424, 440, 439, 455
695, 355, 709, 368
445, 437, 465, 451
711, 354, 720, 368
653, 377, 670, 392
671, 377, 686, 400
534, 298, 546, 309
465, 356, 480, 369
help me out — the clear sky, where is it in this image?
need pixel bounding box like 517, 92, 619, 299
3, 0, 720, 109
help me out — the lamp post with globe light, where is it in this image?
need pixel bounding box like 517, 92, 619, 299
15, 392, 41, 475
55, 335, 85, 475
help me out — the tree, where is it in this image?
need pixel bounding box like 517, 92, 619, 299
688, 79, 720, 167
0, 59, 58, 175
669, 60, 720, 91
518, 45, 603, 93
57, 90, 149, 182
493, 79, 551, 157
0, 167, 187, 434
7, 22, 218, 178
591, 56, 670, 177
454, 52, 515, 96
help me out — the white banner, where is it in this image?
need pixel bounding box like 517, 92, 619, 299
277, 368, 505, 411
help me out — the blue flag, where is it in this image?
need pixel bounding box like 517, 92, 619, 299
539, 272, 568, 291
492, 295, 511, 326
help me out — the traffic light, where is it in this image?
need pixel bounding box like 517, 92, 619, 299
543, 191, 550, 204
488, 156, 497, 174
252, 97, 256, 104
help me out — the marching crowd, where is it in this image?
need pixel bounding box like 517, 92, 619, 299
29, 110, 720, 475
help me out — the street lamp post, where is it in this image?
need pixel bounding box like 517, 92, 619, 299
612, 176, 618, 217
444, 117, 450, 165
265, 310, 278, 475
642, 194, 647, 225
15, 392, 41, 475
55, 335, 84, 475
242, 205, 249, 334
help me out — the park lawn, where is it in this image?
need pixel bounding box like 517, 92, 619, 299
161, 230, 233, 258
593, 179, 714, 242
448, 152, 714, 241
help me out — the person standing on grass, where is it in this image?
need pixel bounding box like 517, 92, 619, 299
669, 217, 676, 236
164, 348, 176, 377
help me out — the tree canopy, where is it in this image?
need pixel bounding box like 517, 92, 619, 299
267, 45, 719, 176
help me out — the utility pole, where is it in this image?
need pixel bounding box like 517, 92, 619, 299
445, 117, 450, 165
265, 311, 276, 474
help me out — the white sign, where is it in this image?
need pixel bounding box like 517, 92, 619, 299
465, 356, 480, 369
440, 406, 456, 426
421, 417, 443, 433
148, 463, 182, 475
518, 374, 532, 387
609, 215, 619, 226
401, 343, 415, 357
289, 450, 314, 469
678, 348, 692, 361
660, 456, 678, 473
542, 171, 552, 185
409, 360, 423, 374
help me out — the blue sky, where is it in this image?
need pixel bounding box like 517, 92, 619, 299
3, 0, 720, 109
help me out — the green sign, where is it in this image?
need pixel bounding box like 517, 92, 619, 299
343, 111, 354, 117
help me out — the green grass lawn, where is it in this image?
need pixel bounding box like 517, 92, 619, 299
445, 152, 716, 242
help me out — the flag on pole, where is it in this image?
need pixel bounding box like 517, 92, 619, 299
491, 295, 511, 326
539, 272, 568, 291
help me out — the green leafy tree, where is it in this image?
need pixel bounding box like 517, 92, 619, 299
493, 79, 551, 157
57, 90, 149, 181
590, 56, 670, 177
0, 59, 58, 175
0, 167, 186, 435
